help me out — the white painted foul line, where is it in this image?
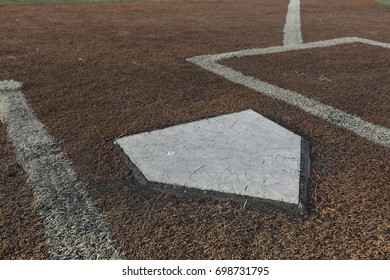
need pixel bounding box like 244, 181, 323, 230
0, 80, 123, 259
284, 0, 303, 46
187, 37, 390, 147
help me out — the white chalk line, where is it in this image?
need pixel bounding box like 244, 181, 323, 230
284, 0, 303, 46
0, 80, 124, 259
187, 37, 390, 147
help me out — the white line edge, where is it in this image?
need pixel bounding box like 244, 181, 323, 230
0, 82, 124, 259
284, 0, 303, 46
187, 37, 390, 147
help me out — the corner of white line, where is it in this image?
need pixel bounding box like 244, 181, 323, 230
0, 80, 23, 91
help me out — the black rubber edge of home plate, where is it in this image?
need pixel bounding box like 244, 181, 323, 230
299, 137, 311, 214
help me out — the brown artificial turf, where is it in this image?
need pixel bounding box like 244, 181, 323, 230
0, 0, 389, 259
301, 0, 390, 43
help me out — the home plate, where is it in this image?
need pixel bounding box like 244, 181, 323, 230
115, 110, 309, 211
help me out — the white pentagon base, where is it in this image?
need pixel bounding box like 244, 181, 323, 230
115, 110, 306, 208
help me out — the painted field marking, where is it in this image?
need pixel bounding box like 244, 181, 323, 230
284, 0, 302, 45
0, 80, 123, 259
187, 37, 390, 147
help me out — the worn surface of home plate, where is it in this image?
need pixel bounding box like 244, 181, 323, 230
115, 110, 309, 211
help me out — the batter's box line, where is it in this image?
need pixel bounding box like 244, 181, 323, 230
187, 37, 390, 147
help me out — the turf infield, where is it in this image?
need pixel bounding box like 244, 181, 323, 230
222, 43, 390, 129
0, 0, 389, 259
